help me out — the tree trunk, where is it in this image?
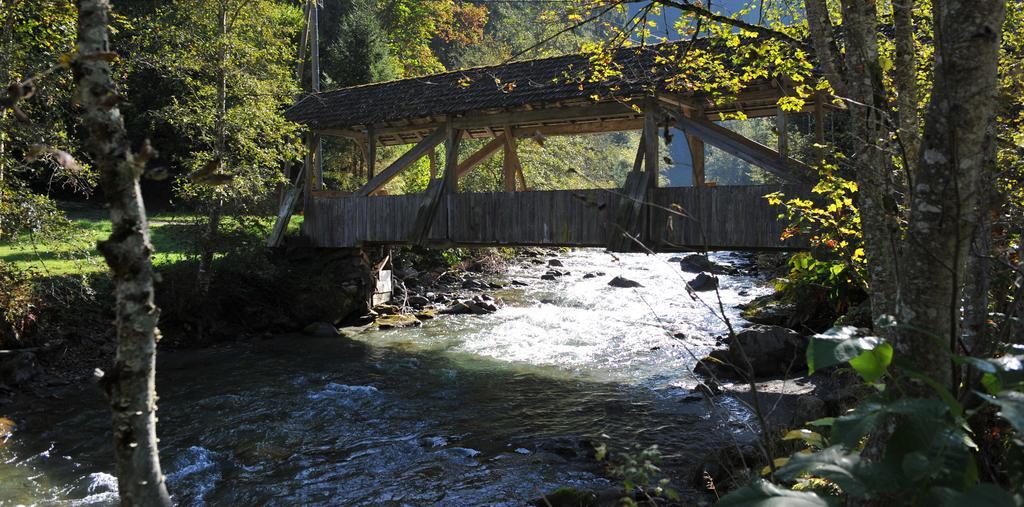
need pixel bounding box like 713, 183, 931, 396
838, 0, 903, 326
897, 0, 1005, 391
74, 1, 172, 504
196, 0, 228, 311
892, 0, 920, 175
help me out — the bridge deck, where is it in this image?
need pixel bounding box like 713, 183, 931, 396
304, 184, 811, 252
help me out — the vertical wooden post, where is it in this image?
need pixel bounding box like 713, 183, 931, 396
366, 125, 376, 181
502, 125, 518, 191
443, 121, 462, 193
814, 93, 826, 145
643, 97, 659, 189
688, 135, 705, 186
428, 146, 437, 180
309, 0, 322, 191
686, 105, 706, 186
776, 106, 788, 158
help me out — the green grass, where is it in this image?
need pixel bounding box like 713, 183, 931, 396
0, 206, 304, 276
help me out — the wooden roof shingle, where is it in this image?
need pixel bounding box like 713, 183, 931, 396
284, 41, 694, 130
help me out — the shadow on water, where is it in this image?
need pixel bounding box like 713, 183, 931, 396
3, 334, 759, 506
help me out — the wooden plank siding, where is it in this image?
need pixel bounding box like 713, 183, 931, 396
305, 184, 812, 251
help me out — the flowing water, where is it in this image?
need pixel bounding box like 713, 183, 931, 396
0, 250, 771, 506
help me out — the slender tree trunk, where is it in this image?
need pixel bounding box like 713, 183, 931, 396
897, 0, 1005, 391
892, 0, 920, 175
196, 1, 228, 312
838, 0, 902, 325
74, 1, 172, 504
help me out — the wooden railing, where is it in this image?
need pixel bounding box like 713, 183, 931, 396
304, 184, 813, 251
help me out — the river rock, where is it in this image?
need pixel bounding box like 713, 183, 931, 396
375, 304, 400, 315
461, 279, 486, 290
510, 279, 528, 287
608, 276, 642, 288
794, 394, 827, 425
740, 293, 799, 327
442, 302, 473, 314
695, 325, 808, 378
376, 314, 422, 329
303, 322, 341, 337
0, 350, 38, 387
582, 271, 605, 279
414, 310, 436, 321
679, 254, 734, 275
441, 299, 498, 315
406, 295, 430, 309
469, 301, 498, 315
688, 273, 719, 292
547, 259, 564, 267
540, 273, 557, 281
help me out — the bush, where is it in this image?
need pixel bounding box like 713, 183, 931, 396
0, 261, 38, 348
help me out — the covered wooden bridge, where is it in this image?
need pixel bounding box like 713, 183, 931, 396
277, 40, 823, 252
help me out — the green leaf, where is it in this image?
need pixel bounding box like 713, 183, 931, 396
849, 343, 893, 382
717, 479, 835, 506
808, 417, 835, 427
783, 429, 825, 449
984, 391, 1024, 433
901, 451, 933, 481
807, 326, 884, 374
776, 446, 870, 498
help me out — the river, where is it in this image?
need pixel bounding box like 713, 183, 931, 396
0, 249, 771, 506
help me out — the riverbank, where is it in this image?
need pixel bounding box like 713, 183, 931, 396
1, 246, 862, 505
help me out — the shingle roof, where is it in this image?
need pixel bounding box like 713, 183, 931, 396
285, 40, 699, 130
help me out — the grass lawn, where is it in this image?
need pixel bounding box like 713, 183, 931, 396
0, 204, 303, 276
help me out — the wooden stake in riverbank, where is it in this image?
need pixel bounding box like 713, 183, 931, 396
74, 0, 172, 504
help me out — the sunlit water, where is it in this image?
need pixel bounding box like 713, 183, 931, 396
1, 250, 771, 506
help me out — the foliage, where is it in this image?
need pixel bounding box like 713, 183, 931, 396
594, 442, 680, 505
0, 260, 37, 347
323, 0, 401, 88
719, 321, 1024, 506
136, 0, 302, 222
767, 164, 867, 316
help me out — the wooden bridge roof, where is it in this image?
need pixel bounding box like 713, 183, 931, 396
285, 40, 794, 146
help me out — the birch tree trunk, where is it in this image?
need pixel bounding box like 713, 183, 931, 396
897, 0, 1005, 391
74, 0, 172, 504
805, 0, 902, 324
892, 0, 920, 174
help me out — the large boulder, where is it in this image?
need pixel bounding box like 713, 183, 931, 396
608, 276, 642, 288
679, 254, 734, 275
688, 273, 719, 292
695, 325, 807, 379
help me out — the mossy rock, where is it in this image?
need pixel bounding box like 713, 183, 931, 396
376, 314, 421, 329
414, 310, 436, 321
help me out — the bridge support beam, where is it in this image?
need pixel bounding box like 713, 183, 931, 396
411, 121, 462, 243
608, 97, 662, 252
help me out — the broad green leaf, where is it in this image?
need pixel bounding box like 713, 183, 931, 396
984, 391, 1024, 433
717, 479, 835, 506
807, 326, 883, 374
783, 429, 825, 449
849, 343, 893, 382
808, 417, 835, 427
776, 446, 870, 498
